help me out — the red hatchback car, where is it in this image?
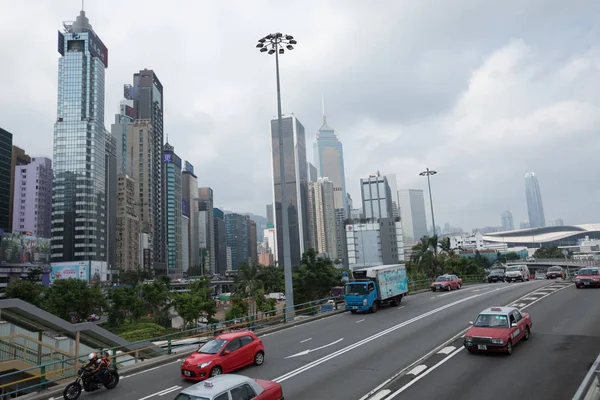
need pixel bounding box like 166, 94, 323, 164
181, 331, 265, 381
431, 274, 462, 291
464, 306, 532, 355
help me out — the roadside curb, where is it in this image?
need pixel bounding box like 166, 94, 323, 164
19, 308, 347, 400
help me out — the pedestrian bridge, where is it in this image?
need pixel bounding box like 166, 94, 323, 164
506, 258, 598, 269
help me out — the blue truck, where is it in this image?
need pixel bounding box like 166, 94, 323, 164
344, 264, 409, 313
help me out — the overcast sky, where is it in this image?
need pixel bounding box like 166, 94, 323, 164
1, 0, 599, 230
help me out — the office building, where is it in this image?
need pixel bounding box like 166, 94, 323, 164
258, 247, 274, 266
51, 10, 109, 262
266, 204, 273, 225
213, 208, 227, 276
345, 218, 404, 268
129, 69, 165, 268
548, 218, 565, 227
225, 212, 248, 271
115, 175, 139, 271
270, 115, 309, 267
307, 177, 338, 259
501, 211, 514, 231
397, 189, 428, 245
198, 187, 215, 274
9, 146, 31, 232
361, 172, 394, 220
384, 174, 400, 218
12, 157, 53, 238
308, 163, 318, 182
182, 162, 199, 270
0, 130, 14, 233
525, 172, 546, 228
163, 142, 182, 276
181, 213, 189, 274
246, 215, 258, 264
105, 132, 117, 274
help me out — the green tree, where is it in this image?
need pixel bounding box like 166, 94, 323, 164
232, 263, 264, 299
107, 287, 145, 326
292, 249, 342, 305
472, 250, 491, 270
173, 292, 205, 329
141, 280, 172, 326
23, 267, 43, 282
119, 268, 152, 287
44, 279, 107, 322
225, 296, 249, 321
438, 237, 457, 256
411, 235, 440, 278
5, 280, 44, 306
257, 265, 285, 293
534, 246, 569, 259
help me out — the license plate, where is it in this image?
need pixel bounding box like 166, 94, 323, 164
585, 282, 590, 285
477, 345, 487, 350
353, 306, 357, 309
183, 371, 191, 376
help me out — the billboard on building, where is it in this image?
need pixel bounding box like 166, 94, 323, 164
143, 248, 152, 269
184, 161, 194, 175
90, 261, 108, 283
83, 29, 108, 67
50, 261, 89, 284
0, 233, 51, 263
58, 31, 65, 55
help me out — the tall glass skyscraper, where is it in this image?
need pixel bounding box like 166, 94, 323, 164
163, 142, 182, 276
525, 172, 546, 228
51, 10, 109, 262
270, 115, 309, 267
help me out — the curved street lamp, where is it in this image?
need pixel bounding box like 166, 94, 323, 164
257, 33, 297, 321
419, 168, 438, 237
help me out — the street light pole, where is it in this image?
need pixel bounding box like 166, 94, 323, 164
419, 168, 438, 237
257, 33, 297, 321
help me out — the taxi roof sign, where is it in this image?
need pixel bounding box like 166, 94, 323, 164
204, 381, 214, 388
490, 307, 502, 311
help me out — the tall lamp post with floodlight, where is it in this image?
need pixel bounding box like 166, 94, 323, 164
419, 168, 438, 242
256, 33, 297, 320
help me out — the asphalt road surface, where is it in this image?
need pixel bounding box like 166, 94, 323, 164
66, 280, 559, 400
364, 281, 599, 400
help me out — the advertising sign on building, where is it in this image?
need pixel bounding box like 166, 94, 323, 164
184, 161, 194, 175
83, 29, 108, 67
143, 248, 152, 269
90, 261, 108, 283
50, 261, 89, 284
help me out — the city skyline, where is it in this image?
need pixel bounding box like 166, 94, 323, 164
2, 1, 600, 230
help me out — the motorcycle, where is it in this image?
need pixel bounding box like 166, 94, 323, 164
62, 366, 120, 400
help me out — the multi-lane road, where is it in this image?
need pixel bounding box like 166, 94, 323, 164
69, 280, 598, 400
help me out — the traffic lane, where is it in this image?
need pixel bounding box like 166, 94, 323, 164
95, 281, 547, 400
390, 283, 600, 400
271, 281, 552, 400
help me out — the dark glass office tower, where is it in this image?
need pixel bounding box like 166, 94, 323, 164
0, 128, 12, 233
51, 10, 109, 261
270, 115, 309, 268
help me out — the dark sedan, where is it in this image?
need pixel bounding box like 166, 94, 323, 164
487, 268, 505, 283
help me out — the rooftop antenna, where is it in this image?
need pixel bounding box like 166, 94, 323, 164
321, 94, 326, 124
82, 0, 84, 11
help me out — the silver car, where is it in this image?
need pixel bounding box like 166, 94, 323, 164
174, 374, 284, 400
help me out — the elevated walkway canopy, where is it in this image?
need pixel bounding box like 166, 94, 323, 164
0, 299, 155, 353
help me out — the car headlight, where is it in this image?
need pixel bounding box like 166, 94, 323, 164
363, 299, 368, 305
198, 361, 212, 369
491, 338, 504, 345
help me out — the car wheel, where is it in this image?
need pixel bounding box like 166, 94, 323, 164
431, 288, 436, 292
457, 283, 461, 289
524, 326, 530, 341
575, 285, 581, 289
447, 285, 452, 291
506, 340, 513, 355
254, 351, 265, 366
210, 366, 222, 377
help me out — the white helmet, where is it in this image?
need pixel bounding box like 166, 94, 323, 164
89, 353, 97, 360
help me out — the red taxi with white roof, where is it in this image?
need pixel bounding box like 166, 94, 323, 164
174, 374, 283, 400
575, 267, 600, 289
430, 274, 462, 291
463, 306, 532, 355
181, 331, 265, 381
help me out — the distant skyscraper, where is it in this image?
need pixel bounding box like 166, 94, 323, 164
361, 172, 394, 220
163, 142, 182, 276
270, 115, 309, 267
520, 220, 530, 230
13, 157, 53, 238
131, 69, 165, 269
52, 10, 109, 262
397, 189, 428, 245
307, 177, 338, 259
115, 175, 139, 271
182, 162, 199, 270
213, 208, 227, 275
9, 146, 31, 232
198, 187, 215, 274
308, 163, 318, 182
525, 172, 546, 228
384, 174, 400, 218
105, 132, 117, 275
225, 212, 248, 270
266, 204, 273, 225
501, 211, 514, 231
246, 215, 258, 264
547, 218, 565, 227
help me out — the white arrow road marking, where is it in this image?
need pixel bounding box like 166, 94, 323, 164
437, 346, 456, 355
285, 338, 345, 359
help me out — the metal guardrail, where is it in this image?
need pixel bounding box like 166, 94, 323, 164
572, 352, 600, 400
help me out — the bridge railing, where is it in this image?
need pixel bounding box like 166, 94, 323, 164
508, 259, 599, 267
572, 351, 600, 400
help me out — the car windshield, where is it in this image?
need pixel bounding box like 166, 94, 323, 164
345, 284, 368, 295
548, 267, 562, 271
490, 269, 503, 274
198, 339, 227, 354
474, 314, 509, 328
578, 268, 599, 276
436, 276, 450, 282
506, 266, 520, 272
174, 395, 209, 400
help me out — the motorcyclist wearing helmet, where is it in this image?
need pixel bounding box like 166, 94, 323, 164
85, 353, 108, 385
